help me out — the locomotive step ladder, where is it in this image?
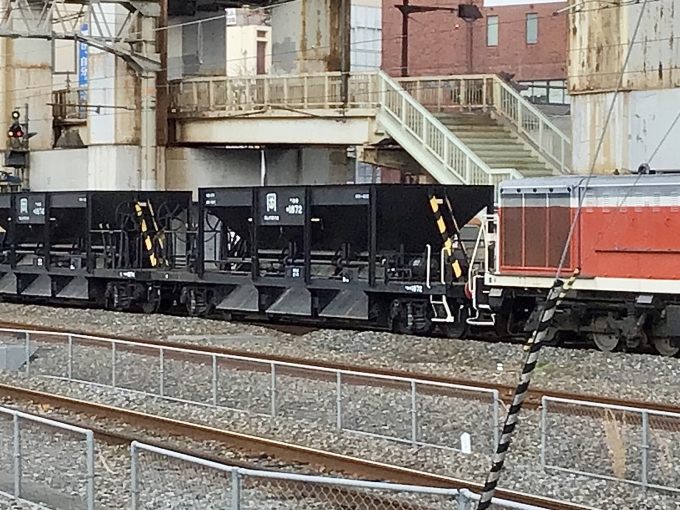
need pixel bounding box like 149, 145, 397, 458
429, 295, 455, 323
428, 193, 469, 323
134, 200, 166, 268
466, 274, 496, 326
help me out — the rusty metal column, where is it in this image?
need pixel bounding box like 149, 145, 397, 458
140, 15, 157, 191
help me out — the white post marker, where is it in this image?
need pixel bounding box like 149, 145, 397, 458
460, 432, 471, 454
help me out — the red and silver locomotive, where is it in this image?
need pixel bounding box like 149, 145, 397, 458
469, 173, 680, 356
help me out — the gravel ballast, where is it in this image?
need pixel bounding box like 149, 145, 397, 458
0, 366, 678, 508
0, 302, 678, 407
0, 352, 680, 509
0, 303, 678, 509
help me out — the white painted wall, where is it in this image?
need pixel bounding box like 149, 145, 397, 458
226, 25, 271, 76
29, 146, 141, 191
571, 88, 680, 174
30, 149, 88, 190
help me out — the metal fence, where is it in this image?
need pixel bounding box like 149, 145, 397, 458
130, 440, 551, 510
541, 396, 680, 493
2, 328, 500, 456
0, 405, 94, 509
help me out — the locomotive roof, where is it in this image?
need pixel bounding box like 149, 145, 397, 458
499, 173, 680, 194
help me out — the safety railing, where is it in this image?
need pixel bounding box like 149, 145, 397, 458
131, 440, 554, 510
1, 328, 500, 456
493, 78, 571, 174
377, 71, 522, 187
541, 396, 680, 494
52, 87, 88, 121
394, 74, 572, 174
0, 405, 95, 510
169, 72, 380, 115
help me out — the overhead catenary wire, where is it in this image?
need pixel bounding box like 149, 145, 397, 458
474, 0, 653, 508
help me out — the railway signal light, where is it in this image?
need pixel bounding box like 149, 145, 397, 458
8, 111, 23, 139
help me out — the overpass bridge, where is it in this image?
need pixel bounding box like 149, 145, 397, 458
167, 71, 572, 186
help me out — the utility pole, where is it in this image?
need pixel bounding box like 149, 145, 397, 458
340, 0, 351, 107
395, 2, 483, 77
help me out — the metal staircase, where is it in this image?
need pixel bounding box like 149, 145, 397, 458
376, 72, 522, 187
388, 72, 572, 177
433, 112, 554, 177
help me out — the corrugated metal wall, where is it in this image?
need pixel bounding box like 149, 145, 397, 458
350, 4, 382, 71
351, 4, 382, 183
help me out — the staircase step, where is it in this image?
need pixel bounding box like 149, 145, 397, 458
433, 114, 498, 126
441, 124, 508, 131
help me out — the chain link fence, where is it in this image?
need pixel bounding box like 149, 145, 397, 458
0, 406, 94, 509
12, 328, 500, 455
541, 396, 680, 493
130, 441, 550, 510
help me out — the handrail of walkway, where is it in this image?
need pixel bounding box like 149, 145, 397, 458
394, 74, 571, 173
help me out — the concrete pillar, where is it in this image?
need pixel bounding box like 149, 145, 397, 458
86, 3, 141, 189
271, 0, 350, 74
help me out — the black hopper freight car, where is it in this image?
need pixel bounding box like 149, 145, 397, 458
0, 190, 193, 312
187, 184, 493, 335
0, 185, 494, 336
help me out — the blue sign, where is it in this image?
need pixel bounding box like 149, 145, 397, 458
77, 24, 88, 119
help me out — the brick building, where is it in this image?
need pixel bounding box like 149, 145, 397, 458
382, 0, 570, 105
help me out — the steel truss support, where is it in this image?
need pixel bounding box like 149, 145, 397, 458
0, 0, 161, 74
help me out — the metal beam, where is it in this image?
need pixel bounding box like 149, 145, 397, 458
0, 0, 161, 74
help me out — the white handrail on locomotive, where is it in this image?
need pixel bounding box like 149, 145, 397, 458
425, 244, 431, 289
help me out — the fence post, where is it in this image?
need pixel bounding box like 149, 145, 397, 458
111, 341, 116, 388
85, 431, 95, 510
336, 372, 342, 430
159, 348, 164, 397
410, 381, 417, 448
212, 354, 218, 407
540, 396, 547, 470
24, 332, 30, 377
231, 470, 241, 510
455, 490, 472, 510
67, 334, 73, 380
270, 363, 277, 418
13, 413, 21, 498
641, 411, 649, 490
130, 442, 139, 510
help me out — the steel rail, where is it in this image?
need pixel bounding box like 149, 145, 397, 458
0, 383, 594, 510
1, 320, 677, 415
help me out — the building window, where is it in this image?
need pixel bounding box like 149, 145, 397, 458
487, 16, 499, 47
526, 13, 538, 44
519, 79, 570, 105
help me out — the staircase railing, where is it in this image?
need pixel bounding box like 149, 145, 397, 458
394, 74, 572, 174
377, 71, 522, 187
492, 78, 571, 174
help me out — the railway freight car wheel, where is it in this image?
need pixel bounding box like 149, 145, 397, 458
591, 333, 620, 353
652, 337, 680, 357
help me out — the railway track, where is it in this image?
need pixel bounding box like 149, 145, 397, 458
1, 320, 677, 416
0, 383, 595, 510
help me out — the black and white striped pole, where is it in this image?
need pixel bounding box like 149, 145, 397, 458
476, 277, 572, 510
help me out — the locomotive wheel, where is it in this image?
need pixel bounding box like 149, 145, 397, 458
591, 333, 621, 353
440, 306, 469, 339
652, 337, 680, 357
